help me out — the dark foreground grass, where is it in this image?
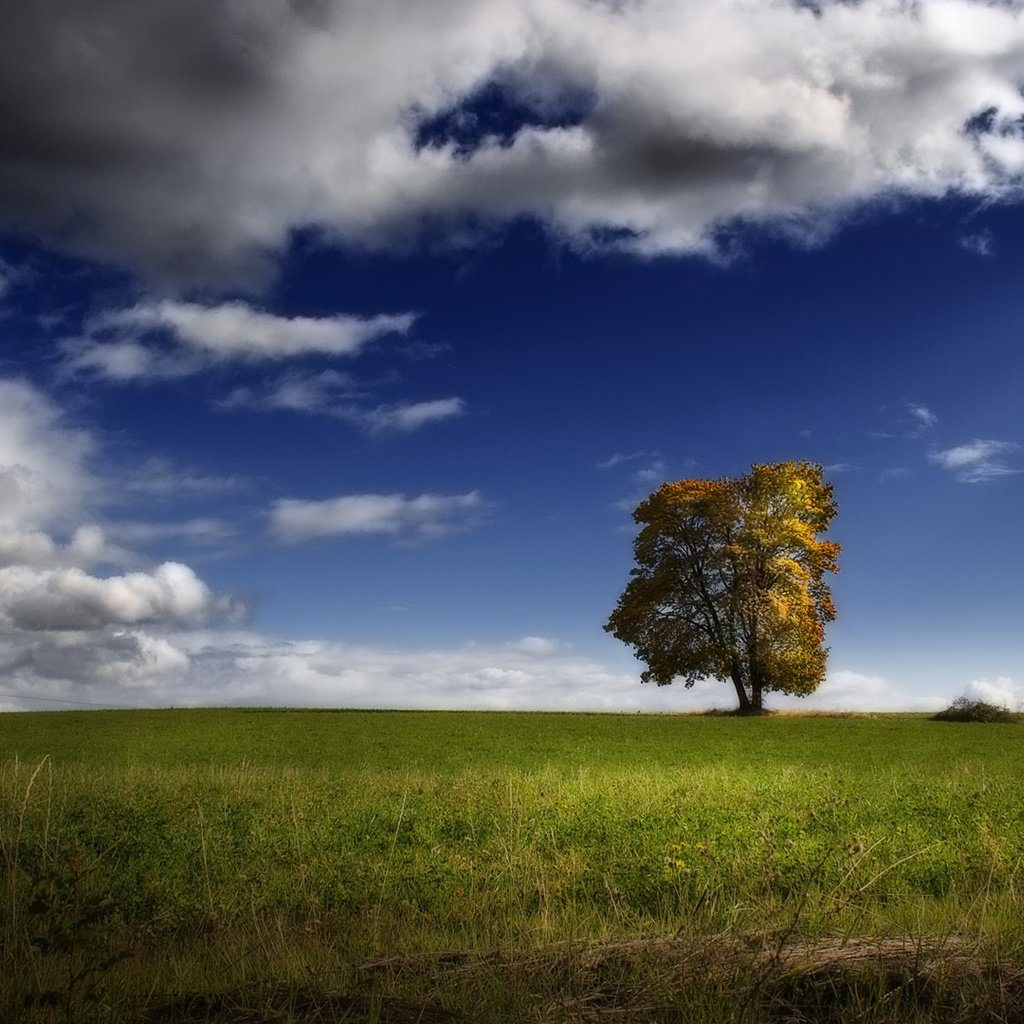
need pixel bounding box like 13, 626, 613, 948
2, 708, 1023, 1022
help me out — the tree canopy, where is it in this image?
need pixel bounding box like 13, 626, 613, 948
605, 461, 840, 712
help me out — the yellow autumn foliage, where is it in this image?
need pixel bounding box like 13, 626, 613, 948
605, 461, 840, 712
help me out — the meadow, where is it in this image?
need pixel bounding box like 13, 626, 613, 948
1, 708, 1023, 1022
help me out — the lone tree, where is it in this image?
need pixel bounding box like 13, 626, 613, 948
605, 461, 840, 713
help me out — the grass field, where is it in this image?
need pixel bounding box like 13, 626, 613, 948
1, 708, 1023, 1022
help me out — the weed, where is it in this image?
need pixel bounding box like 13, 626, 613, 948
22, 845, 131, 1023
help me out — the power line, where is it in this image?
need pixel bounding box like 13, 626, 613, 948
0, 691, 138, 710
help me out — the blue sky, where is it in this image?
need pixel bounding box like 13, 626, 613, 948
1, 0, 1022, 712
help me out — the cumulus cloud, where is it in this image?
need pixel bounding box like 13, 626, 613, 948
0, 524, 133, 571
0, 379, 94, 530
0, 382, 161, 572
0, 561, 237, 632
90, 632, 192, 686
0, 375, 242, 711
963, 676, 1023, 709
776, 669, 945, 713
507, 635, 564, 656
3, 0, 1024, 283
0, 629, 659, 711
0, 627, 956, 713
928, 438, 1020, 482
0, 629, 192, 700
270, 491, 485, 542
0, 631, 637, 711
63, 300, 415, 380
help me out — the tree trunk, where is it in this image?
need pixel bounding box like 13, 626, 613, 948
749, 657, 766, 711
730, 667, 751, 712
750, 679, 763, 710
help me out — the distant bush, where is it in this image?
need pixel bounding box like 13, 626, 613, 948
932, 696, 1019, 724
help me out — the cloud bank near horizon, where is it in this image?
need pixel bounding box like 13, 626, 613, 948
0, 378, 244, 697
0, 377, 999, 713
3, 0, 1024, 284
0, 622, 955, 714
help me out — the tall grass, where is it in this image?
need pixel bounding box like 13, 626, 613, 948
1, 709, 1022, 1021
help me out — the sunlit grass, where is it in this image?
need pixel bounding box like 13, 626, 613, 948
1, 708, 1022, 1021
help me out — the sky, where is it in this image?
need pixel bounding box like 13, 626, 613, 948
1, 0, 1023, 713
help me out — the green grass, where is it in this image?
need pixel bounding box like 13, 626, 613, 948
2, 708, 1023, 1022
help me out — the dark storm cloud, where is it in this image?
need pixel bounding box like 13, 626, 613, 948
0, 0, 311, 283
2, 0, 1024, 285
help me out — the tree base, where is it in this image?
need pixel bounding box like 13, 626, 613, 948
700, 707, 775, 717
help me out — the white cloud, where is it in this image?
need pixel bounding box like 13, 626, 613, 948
4, 0, 1024, 283
121, 457, 248, 500
104, 518, 234, 546
218, 370, 465, 432
92, 632, 192, 686
0, 631, 637, 710
0, 379, 94, 530
775, 669, 945, 713
874, 401, 939, 440
0, 524, 133, 571
0, 383, 153, 571
0, 561, 237, 632
218, 369, 362, 413
0, 530, 58, 569
906, 403, 938, 432
633, 459, 667, 485
0, 628, 957, 713
64, 301, 415, 380
507, 635, 564, 655
960, 231, 995, 256
0, 629, 192, 697
0, 376, 242, 707
270, 491, 485, 543
61, 338, 199, 383
355, 397, 466, 433
963, 676, 1023, 710
599, 451, 674, 517
928, 438, 1020, 482
102, 301, 415, 359
597, 451, 653, 470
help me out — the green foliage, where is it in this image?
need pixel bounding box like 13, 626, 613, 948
606, 461, 840, 711
22, 847, 130, 1023
931, 696, 1020, 724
